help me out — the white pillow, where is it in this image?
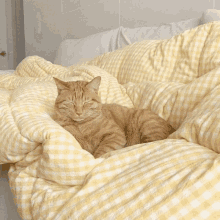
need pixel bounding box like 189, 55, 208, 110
200, 9, 220, 24
54, 27, 131, 66
123, 18, 201, 44
54, 9, 220, 66
0, 70, 14, 75
54, 18, 198, 66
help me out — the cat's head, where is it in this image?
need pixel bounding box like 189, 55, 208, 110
54, 76, 102, 123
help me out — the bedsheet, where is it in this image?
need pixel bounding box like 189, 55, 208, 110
0, 22, 220, 219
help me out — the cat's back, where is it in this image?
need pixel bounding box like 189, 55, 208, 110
102, 103, 175, 145
102, 104, 132, 129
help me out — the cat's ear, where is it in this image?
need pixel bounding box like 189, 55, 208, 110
53, 77, 69, 94
86, 76, 101, 93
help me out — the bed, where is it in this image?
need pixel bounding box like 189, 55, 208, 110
0, 9, 220, 220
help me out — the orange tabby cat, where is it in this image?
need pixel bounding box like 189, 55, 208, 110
53, 76, 174, 158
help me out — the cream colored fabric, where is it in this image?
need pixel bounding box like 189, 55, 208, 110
0, 22, 220, 219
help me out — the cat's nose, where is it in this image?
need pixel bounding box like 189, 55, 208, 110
75, 106, 83, 116
76, 111, 82, 116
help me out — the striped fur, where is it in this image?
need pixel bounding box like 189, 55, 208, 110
53, 77, 174, 158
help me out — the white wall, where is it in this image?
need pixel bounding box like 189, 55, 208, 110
23, 0, 215, 63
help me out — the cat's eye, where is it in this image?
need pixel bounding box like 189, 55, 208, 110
84, 100, 92, 104
68, 101, 75, 104
84, 101, 93, 107
84, 101, 91, 105
62, 101, 75, 107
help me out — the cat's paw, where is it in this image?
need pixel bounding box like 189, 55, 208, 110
93, 151, 104, 158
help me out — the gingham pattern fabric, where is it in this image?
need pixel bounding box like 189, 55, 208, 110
87, 21, 220, 84
0, 21, 219, 220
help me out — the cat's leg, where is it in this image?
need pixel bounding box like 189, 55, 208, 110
138, 110, 175, 143
93, 130, 126, 158
125, 109, 175, 146
63, 125, 94, 153
125, 124, 141, 147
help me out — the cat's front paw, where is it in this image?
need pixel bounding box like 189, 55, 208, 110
93, 151, 104, 158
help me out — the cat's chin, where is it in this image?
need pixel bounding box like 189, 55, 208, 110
72, 115, 99, 123
72, 118, 84, 122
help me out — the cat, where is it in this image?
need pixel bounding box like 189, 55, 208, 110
53, 76, 175, 158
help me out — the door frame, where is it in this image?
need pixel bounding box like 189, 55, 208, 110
5, 0, 25, 69
0, 0, 9, 69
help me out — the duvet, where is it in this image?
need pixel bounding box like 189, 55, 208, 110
0, 21, 220, 219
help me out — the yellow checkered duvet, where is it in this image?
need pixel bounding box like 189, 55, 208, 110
0, 21, 220, 219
